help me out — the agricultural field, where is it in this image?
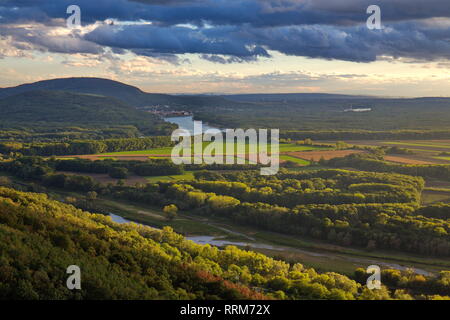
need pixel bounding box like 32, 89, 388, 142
145, 171, 195, 183
285, 150, 365, 162
323, 139, 450, 165
57, 170, 196, 185
279, 155, 310, 165
384, 156, 433, 165
60, 142, 332, 162
422, 191, 450, 205
422, 179, 450, 205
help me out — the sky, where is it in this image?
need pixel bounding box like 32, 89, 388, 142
0, 0, 450, 96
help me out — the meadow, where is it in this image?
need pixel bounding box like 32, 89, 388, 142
330, 140, 450, 165
97, 142, 327, 156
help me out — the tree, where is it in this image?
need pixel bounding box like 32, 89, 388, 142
0, 176, 11, 187
336, 141, 348, 150
109, 167, 128, 179
65, 196, 77, 204
86, 191, 98, 201
163, 204, 178, 221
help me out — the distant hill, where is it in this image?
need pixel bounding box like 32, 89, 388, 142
0, 77, 239, 108
0, 90, 172, 134
222, 93, 374, 103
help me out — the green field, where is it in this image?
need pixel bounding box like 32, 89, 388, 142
435, 156, 450, 161
98, 142, 328, 156
145, 171, 195, 183
424, 187, 450, 192
422, 191, 450, 205
279, 144, 329, 152
385, 141, 450, 149
280, 155, 311, 165
101, 146, 174, 155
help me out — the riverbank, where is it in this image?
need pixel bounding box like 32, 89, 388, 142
101, 199, 448, 277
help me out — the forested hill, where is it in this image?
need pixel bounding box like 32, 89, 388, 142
0, 90, 172, 134
0, 78, 238, 108
0, 186, 449, 300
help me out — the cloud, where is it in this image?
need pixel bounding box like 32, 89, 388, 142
3, 0, 450, 27
1, 0, 450, 63
84, 24, 270, 58
0, 24, 103, 54
80, 21, 450, 62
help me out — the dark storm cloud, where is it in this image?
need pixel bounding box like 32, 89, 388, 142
1, 0, 450, 62
3, 0, 450, 26
82, 21, 450, 62
84, 24, 269, 58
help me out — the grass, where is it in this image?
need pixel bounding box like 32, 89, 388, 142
53, 157, 77, 160
385, 141, 450, 149
280, 155, 311, 165
254, 248, 361, 275
97, 143, 328, 157
406, 148, 440, 153
279, 144, 328, 152
421, 191, 450, 205
435, 156, 450, 161
100, 199, 225, 236
424, 187, 450, 192
145, 171, 195, 183
100, 147, 174, 155
287, 165, 328, 172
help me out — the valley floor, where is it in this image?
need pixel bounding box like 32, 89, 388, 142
44, 186, 450, 277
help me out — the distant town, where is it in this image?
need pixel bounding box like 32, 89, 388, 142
141, 105, 192, 117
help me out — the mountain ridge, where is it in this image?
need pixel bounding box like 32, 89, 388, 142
3, 78, 449, 108
0, 77, 239, 108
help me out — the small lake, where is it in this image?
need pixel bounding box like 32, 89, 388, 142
164, 116, 222, 135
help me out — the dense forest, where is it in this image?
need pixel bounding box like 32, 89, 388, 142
0, 157, 259, 182
130, 170, 448, 256
190, 96, 450, 131
0, 90, 175, 139
0, 126, 150, 142
2, 157, 448, 257
281, 130, 450, 141
0, 186, 448, 300
0, 136, 173, 156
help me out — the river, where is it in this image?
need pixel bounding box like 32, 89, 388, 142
164, 115, 221, 135
108, 213, 433, 276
